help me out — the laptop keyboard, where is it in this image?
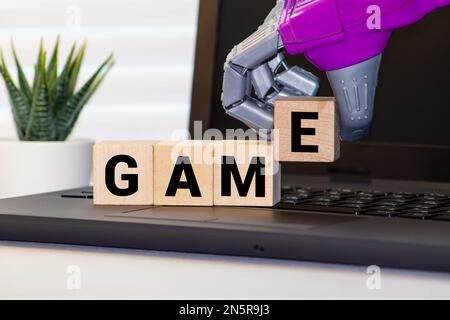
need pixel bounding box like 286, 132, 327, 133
63, 187, 450, 222
277, 186, 450, 222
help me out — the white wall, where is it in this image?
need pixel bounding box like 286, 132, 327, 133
0, 0, 199, 141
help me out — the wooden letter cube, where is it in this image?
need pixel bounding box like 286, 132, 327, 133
213, 141, 281, 207
93, 141, 155, 205
153, 141, 214, 206
274, 97, 340, 162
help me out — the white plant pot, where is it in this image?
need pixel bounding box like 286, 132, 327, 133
0, 140, 94, 199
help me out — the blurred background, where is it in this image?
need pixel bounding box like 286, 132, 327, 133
0, 0, 200, 141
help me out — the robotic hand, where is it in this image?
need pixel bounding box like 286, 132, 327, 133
222, 0, 450, 141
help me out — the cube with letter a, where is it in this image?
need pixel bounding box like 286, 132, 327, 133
153, 140, 214, 206
274, 97, 340, 162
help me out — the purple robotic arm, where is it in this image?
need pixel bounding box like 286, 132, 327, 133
222, 0, 450, 141
281, 0, 450, 70
280, 0, 450, 141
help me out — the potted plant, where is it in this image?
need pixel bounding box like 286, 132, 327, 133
0, 38, 114, 198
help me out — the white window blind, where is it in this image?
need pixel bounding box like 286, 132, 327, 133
0, 0, 199, 141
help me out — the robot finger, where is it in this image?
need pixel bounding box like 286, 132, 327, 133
275, 66, 320, 96
267, 52, 285, 73
265, 87, 300, 107
222, 64, 250, 108
250, 63, 275, 99
226, 98, 274, 132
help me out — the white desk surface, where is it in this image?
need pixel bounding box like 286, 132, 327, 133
1, 241, 450, 299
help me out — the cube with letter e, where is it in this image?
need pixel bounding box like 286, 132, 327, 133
274, 97, 340, 162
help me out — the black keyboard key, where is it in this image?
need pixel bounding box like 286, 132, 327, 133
282, 195, 311, 202
369, 205, 404, 212
403, 207, 442, 215
357, 196, 379, 201
374, 201, 407, 208
389, 192, 417, 199
282, 195, 299, 201
276, 203, 362, 215
295, 187, 323, 194
416, 200, 441, 206
327, 190, 344, 194
295, 191, 314, 197
319, 194, 349, 201
361, 210, 399, 218
280, 199, 297, 205
302, 201, 338, 206
399, 212, 438, 220
61, 194, 93, 199
422, 195, 450, 202
357, 191, 385, 197
335, 203, 373, 209
430, 209, 450, 218
432, 214, 450, 222
406, 203, 440, 210
342, 198, 375, 205
384, 198, 415, 205
383, 198, 409, 203
415, 197, 449, 203
313, 197, 341, 203
326, 191, 348, 197
426, 193, 449, 198
321, 189, 354, 198
326, 195, 345, 200
335, 189, 357, 196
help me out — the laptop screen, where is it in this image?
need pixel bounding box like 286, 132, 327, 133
207, 0, 450, 147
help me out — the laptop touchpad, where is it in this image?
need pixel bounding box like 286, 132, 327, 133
108, 206, 357, 231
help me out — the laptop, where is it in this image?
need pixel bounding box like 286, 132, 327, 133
1, 0, 450, 272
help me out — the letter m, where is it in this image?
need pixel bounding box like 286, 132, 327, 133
221, 156, 265, 197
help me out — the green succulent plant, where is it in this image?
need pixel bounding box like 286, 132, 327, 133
0, 38, 114, 141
